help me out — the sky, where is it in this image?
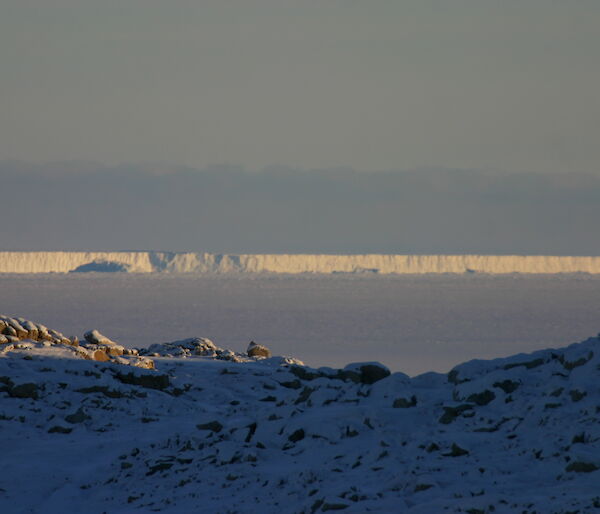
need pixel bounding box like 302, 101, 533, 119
2, 161, 600, 254
1, 1, 599, 174
1, 2, 599, 254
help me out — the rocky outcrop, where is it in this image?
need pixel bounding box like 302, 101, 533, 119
1, 330, 599, 513
0, 315, 152, 369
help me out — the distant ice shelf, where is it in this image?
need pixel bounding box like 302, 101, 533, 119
1, 251, 600, 274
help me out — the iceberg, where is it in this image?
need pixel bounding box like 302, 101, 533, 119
1, 251, 600, 274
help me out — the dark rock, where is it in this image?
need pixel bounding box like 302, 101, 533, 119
443, 443, 469, 457
197, 421, 223, 432
48, 426, 73, 434
65, 408, 90, 424
393, 395, 417, 408
467, 390, 496, 406
565, 461, 598, 473
289, 366, 322, 381
503, 358, 544, 370
9, 383, 39, 400
439, 404, 473, 424
493, 380, 520, 394
342, 362, 390, 385
115, 371, 170, 390
288, 429, 305, 443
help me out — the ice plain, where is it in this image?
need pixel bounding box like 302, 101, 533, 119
1, 273, 599, 375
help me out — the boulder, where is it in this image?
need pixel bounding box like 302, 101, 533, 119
343, 362, 391, 385
9, 382, 39, 400
91, 349, 110, 362
6, 319, 28, 339
3, 324, 18, 337
84, 330, 116, 346
247, 341, 272, 358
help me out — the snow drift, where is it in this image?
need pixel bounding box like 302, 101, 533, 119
2, 251, 600, 274
1, 316, 599, 513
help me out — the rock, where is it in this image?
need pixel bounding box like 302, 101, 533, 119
443, 443, 469, 457
65, 408, 90, 424
393, 395, 417, 408
18, 319, 39, 340
48, 426, 72, 434
84, 330, 116, 346
3, 325, 18, 337
288, 429, 305, 443
91, 350, 110, 362
565, 461, 599, 473
343, 362, 391, 385
0, 334, 8, 344
467, 390, 496, 406
103, 345, 124, 356
197, 420, 223, 432
133, 358, 155, 369
114, 371, 170, 390
6, 318, 28, 339
9, 382, 39, 400
141, 337, 218, 358
247, 341, 272, 358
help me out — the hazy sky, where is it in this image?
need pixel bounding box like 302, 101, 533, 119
2, 1, 599, 174
2, 162, 600, 254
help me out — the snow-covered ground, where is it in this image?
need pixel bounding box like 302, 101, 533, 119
2, 251, 600, 274
1, 273, 599, 375
1, 315, 599, 513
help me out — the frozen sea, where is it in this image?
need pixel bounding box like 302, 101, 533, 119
1, 273, 599, 375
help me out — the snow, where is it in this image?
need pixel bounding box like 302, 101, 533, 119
1, 316, 599, 513
2, 251, 600, 274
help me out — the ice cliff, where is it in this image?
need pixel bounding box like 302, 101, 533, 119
1, 251, 600, 274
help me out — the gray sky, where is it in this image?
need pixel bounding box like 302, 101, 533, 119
2, 1, 599, 174
2, 162, 600, 255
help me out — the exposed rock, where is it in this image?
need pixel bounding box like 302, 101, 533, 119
48, 426, 73, 434
3, 324, 17, 337
114, 371, 169, 390
393, 395, 417, 408
343, 362, 391, 385
91, 350, 110, 362
197, 421, 223, 433
6, 318, 28, 339
9, 383, 39, 400
84, 330, 116, 346
288, 429, 305, 443
141, 337, 218, 358
247, 341, 272, 358
65, 408, 90, 424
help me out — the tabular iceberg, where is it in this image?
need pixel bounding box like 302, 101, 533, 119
1, 251, 600, 274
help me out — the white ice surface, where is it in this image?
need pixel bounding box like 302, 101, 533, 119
0, 333, 599, 513
2, 251, 600, 273
1, 274, 599, 375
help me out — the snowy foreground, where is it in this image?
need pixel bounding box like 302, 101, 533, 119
1, 316, 600, 513
2, 251, 600, 274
